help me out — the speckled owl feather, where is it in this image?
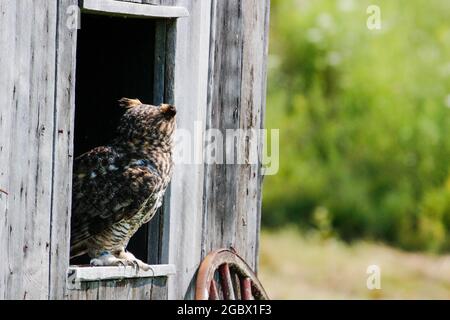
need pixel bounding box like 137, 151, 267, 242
70, 98, 176, 270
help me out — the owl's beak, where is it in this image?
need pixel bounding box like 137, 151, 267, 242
160, 104, 176, 118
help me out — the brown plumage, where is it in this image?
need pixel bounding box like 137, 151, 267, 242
70, 98, 176, 270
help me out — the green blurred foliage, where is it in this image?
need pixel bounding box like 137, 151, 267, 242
263, 0, 450, 252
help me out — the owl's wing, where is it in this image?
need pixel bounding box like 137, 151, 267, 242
70, 146, 161, 256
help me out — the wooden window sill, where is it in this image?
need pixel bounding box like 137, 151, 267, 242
68, 264, 176, 287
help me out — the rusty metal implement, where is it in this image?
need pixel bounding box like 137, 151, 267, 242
195, 248, 269, 300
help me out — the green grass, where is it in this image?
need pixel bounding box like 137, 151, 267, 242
259, 228, 450, 299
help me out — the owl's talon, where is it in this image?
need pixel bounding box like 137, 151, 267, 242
132, 260, 140, 273
116, 250, 150, 272
116, 260, 127, 268
135, 260, 140, 271
126, 259, 138, 272
90, 250, 150, 272
90, 253, 128, 268
90, 258, 103, 267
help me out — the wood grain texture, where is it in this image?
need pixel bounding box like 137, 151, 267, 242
0, 0, 16, 300
49, 0, 79, 300
147, 19, 168, 265
0, 0, 58, 300
68, 264, 175, 281
202, 0, 270, 273
67, 277, 168, 300
238, 0, 270, 274
82, 0, 189, 18
254, 0, 271, 273
150, 276, 168, 299
159, 0, 213, 300
0, 0, 269, 300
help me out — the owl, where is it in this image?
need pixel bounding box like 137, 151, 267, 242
70, 98, 176, 271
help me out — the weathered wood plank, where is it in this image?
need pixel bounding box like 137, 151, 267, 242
0, 0, 58, 300
150, 277, 168, 300
147, 19, 168, 265
68, 264, 176, 282
254, 0, 271, 274
127, 278, 149, 299
49, 0, 79, 300
236, 0, 270, 272
22, 0, 58, 299
158, 19, 177, 268
67, 277, 168, 300
82, 0, 189, 18
202, 0, 270, 276
96, 280, 113, 300
203, 0, 243, 262
0, 0, 16, 300
69, 281, 100, 300
153, 20, 168, 106
159, 0, 213, 300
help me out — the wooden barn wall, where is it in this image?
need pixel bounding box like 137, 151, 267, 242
0, 0, 270, 300
164, 0, 270, 300
67, 277, 167, 300
202, 0, 270, 274
0, 0, 57, 299
50, 0, 78, 300
0, 0, 77, 300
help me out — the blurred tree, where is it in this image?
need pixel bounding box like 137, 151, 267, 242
263, 0, 450, 251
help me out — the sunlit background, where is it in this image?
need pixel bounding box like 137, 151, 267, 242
259, 0, 450, 299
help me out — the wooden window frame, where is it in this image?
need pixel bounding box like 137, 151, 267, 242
68, 0, 189, 284
81, 0, 189, 18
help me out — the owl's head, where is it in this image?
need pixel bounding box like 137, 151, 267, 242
117, 98, 176, 149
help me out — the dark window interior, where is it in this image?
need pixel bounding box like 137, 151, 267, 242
71, 13, 156, 265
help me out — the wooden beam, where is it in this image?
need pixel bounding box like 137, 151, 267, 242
68, 264, 176, 284
0, 0, 58, 300
49, 0, 79, 300
81, 0, 189, 18
202, 0, 270, 277
161, 0, 213, 300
